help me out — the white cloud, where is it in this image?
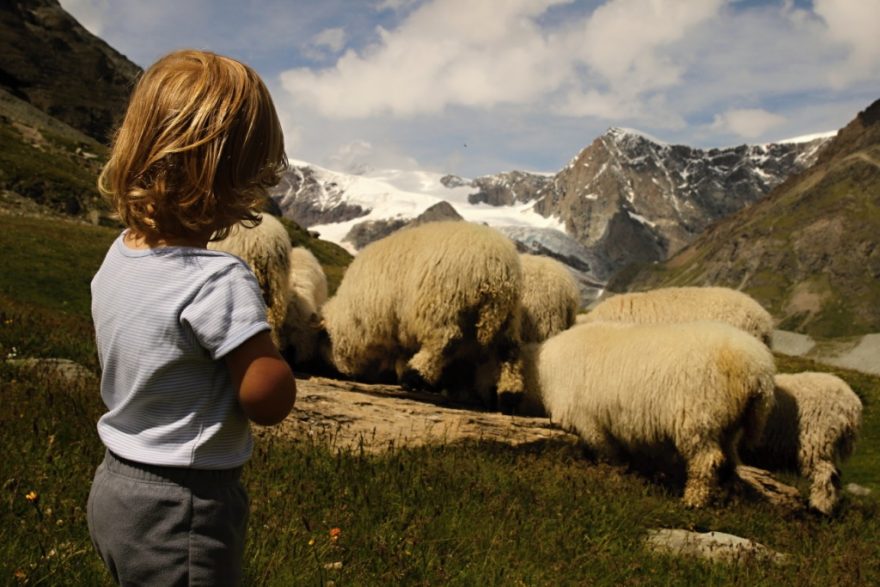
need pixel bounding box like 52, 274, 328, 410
573, 0, 723, 91
59, 0, 875, 176
281, 0, 729, 125
557, 0, 724, 121
327, 139, 421, 174
281, 0, 574, 118
374, 0, 421, 11
813, 0, 880, 87
302, 27, 348, 61
314, 27, 347, 53
710, 108, 787, 139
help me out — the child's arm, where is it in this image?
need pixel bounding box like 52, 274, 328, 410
224, 331, 296, 426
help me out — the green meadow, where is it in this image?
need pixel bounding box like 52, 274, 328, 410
2, 211, 879, 585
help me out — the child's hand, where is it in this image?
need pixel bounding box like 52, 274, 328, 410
225, 331, 296, 425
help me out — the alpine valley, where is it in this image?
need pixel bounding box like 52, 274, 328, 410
270, 129, 832, 304
2, 0, 877, 340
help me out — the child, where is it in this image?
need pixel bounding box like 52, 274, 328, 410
87, 49, 297, 586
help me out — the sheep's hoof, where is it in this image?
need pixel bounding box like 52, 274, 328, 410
400, 368, 431, 392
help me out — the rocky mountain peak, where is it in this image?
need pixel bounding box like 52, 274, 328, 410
0, 0, 141, 143
531, 128, 832, 273
618, 97, 880, 338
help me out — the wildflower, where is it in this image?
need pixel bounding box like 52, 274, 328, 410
308, 538, 315, 546
329, 527, 341, 542
25, 490, 38, 503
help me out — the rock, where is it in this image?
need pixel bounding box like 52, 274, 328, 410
6, 357, 98, 387
645, 528, 788, 565
267, 375, 576, 453
771, 330, 816, 356
734, 465, 805, 513
845, 483, 872, 497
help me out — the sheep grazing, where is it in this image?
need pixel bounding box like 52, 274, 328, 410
520, 321, 777, 508
519, 254, 581, 343
321, 220, 525, 409
208, 213, 291, 346
281, 246, 329, 365
583, 287, 774, 344
742, 372, 863, 515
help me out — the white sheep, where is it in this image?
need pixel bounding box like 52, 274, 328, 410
321, 220, 525, 409
208, 213, 291, 347
520, 320, 777, 508
281, 246, 328, 365
742, 371, 863, 515
583, 287, 774, 344
519, 254, 581, 343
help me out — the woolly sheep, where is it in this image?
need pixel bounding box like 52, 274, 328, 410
583, 287, 774, 344
518, 254, 581, 343
321, 220, 525, 409
520, 321, 776, 508
742, 372, 863, 515
208, 213, 291, 347
281, 246, 328, 365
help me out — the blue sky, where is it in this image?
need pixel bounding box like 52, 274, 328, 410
60, 0, 880, 178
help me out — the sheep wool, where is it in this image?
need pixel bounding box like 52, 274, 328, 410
282, 246, 328, 365
584, 287, 774, 344
321, 221, 524, 407
519, 254, 581, 343
521, 320, 776, 508
743, 371, 863, 515
208, 213, 291, 347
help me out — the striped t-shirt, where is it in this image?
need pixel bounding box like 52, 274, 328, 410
90, 231, 270, 469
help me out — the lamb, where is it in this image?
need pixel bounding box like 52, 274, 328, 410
208, 213, 291, 347
281, 246, 328, 365
742, 371, 863, 515
518, 254, 581, 343
582, 287, 774, 344
520, 320, 777, 508
321, 220, 525, 409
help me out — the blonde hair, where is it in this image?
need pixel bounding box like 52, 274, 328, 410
99, 49, 287, 241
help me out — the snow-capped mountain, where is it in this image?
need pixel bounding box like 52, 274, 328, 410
271, 163, 568, 252
270, 128, 833, 304
530, 128, 834, 271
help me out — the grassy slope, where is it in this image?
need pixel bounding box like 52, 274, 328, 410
278, 216, 352, 296
2, 212, 879, 585
615, 113, 880, 339
0, 89, 109, 216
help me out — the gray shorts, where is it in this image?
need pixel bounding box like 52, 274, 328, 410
87, 450, 249, 586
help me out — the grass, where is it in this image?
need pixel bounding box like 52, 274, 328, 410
2, 210, 880, 585
279, 216, 352, 296
621, 151, 880, 339
0, 90, 109, 216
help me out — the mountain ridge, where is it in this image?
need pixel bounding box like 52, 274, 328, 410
614, 99, 880, 338
271, 129, 832, 304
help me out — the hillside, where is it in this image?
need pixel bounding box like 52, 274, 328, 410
0, 0, 141, 143
0, 0, 352, 275
0, 0, 141, 216
616, 99, 880, 338
3, 207, 880, 585
0, 87, 110, 216
271, 131, 830, 307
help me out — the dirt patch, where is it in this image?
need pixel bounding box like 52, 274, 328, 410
666, 246, 698, 269
785, 281, 827, 316
269, 375, 576, 453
